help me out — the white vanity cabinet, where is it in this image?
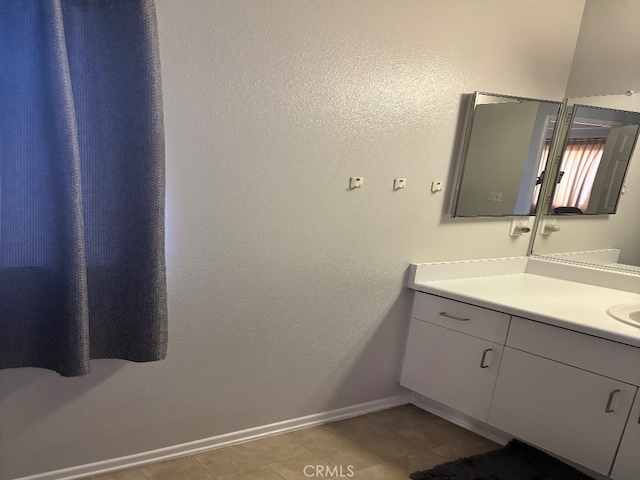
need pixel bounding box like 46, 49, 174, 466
489, 347, 635, 475
400, 257, 640, 480
402, 288, 640, 479
488, 316, 640, 476
609, 389, 640, 480
400, 293, 510, 422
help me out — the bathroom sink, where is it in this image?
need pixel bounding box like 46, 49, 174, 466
607, 303, 640, 327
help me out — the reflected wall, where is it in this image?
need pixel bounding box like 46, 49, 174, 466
532, 92, 640, 271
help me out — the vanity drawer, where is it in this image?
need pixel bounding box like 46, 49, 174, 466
412, 293, 510, 344
507, 316, 640, 386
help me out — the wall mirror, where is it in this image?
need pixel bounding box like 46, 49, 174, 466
531, 92, 640, 274
545, 104, 640, 215
452, 92, 562, 217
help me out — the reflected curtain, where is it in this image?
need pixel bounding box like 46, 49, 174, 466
553, 139, 605, 211
0, 0, 167, 376
531, 139, 606, 213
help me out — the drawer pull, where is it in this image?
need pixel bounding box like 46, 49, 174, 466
480, 348, 493, 368
605, 389, 621, 413
439, 312, 470, 321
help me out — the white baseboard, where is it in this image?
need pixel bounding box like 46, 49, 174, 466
17, 395, 409, 480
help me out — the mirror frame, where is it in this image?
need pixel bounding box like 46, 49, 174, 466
452, 92, 563, 217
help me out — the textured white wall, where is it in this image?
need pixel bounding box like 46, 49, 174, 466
0, 1, 585, 478
566, 0, 640, 96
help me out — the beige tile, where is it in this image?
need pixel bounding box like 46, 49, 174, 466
315, 440, 384, 471
347, 462, 409, 480
286, 425, 350, 453
353, 430, 423, 460
140, 456, 213, 480
365, 405, 437, 430
465, 432, 503, 451
430, 438, 494, 462
391, 450, 446, 474
194, 445, 263, 477
242, 434, 309, 463
268, 451, 332, 480
326, 415, 390, 439
93, 416, 500, 480
395, 421, 458, 449
92, 468, 147, 480
217, 465, 285, 480
429, 419, 475, 441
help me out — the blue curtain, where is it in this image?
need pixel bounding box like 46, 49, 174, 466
0, 0, 167, 376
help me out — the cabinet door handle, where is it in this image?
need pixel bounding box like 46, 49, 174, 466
605, 389, 621, 413
480, 348, 493, 368
439, 312, 470, 321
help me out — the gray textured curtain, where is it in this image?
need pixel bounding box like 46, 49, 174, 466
0, 0, 167, 376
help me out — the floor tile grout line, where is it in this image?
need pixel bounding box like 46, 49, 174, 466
190, 449, 242, 479
92, 405, 495, 480
212, 464, 288, 480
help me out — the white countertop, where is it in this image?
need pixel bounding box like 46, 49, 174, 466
411, 270, 640, 349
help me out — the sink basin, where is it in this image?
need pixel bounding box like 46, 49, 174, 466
607, 303, 640, 327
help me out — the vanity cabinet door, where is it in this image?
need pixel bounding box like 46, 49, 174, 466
611, 388, 640, 480
400, 319, 504, 422
489, 347, 635, 475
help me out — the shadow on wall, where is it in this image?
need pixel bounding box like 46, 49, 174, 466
443, 94, 474, 218
0, 360, 126, 430
306, 273, 414, 411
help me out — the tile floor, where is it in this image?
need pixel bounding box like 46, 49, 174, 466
92, 404, 501, 480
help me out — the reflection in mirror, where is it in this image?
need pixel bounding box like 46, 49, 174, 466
452, 92, 562, 217
531, 92, 640, 274
548, 105, 640, 215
